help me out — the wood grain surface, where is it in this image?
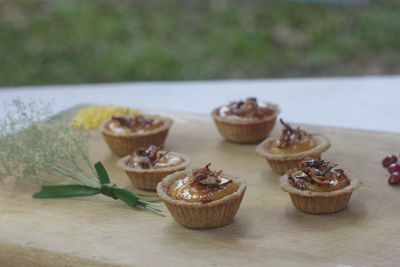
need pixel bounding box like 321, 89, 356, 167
1, 110, 399, 266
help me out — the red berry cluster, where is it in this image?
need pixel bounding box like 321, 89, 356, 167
382, 154, 400, 185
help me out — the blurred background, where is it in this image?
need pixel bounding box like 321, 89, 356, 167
1, 0, 399, 86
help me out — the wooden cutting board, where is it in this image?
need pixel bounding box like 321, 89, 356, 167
1, 109, 399, 266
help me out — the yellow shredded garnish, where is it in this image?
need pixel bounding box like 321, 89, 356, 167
70, 105, 138, 129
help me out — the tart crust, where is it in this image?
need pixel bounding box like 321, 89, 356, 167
100, 114, 173, 157
280, 168, 362, 214
211, 104, 280, 143
157, 170, 247, 229
117, 151, 191, 190
255, 134, 331, 174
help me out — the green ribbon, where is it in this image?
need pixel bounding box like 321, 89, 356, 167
33, 161, 139, 208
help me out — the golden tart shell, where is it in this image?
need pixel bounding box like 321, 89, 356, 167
255, 133, 331, 174
157, 170, 247, 229
117, 151, 191, 190
211, 104, 280, 143
100, 114, 173, 157
280, 168, 362, 214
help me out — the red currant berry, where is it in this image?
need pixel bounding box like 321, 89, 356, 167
388, 163, 400, 174
382, 154, 398, 168
388, 172, 400, 185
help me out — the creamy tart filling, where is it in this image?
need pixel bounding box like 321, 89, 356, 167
108, 114, 164, 134
218, 97, 276, 120
125, 145, 184, 169
270, 119, 317, 154
168, 163, 238, 203
289, 158, 350, 192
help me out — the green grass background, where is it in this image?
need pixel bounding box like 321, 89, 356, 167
1, 0, 400, 86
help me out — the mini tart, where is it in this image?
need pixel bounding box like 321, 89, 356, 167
280, 168, 362, 214
256, 134, 331, 174
157, 171, 247, 229
100, 114, 173, 157
211, 103, 280, 143
117, 151, 191, 190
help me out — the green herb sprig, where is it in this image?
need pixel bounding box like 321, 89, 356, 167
0, 99, 162, 215
33, 162, 162, 215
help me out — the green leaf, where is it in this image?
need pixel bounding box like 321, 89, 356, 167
94, 161, 110, 185
33, 184, 101, 198
112, 187, 139, 207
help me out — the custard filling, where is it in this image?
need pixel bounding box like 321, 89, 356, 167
108, 114, 164, 134
270, 119, 317, 154
168, 163, 238, 203
289, 158, 350, 192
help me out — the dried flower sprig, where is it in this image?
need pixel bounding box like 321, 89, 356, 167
0, 99, 162, 215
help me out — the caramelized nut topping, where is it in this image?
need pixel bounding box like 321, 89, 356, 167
111, 115, 154, 130
190, 163, 231, 189
269, 119, 317, 154
289, 158, 350, 192
277, 119, 313, 149
108, 114, 164, 134
126, 145, 169, 169
222, 97, 274, 118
